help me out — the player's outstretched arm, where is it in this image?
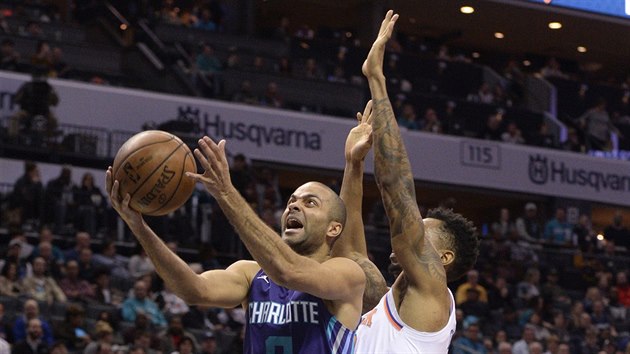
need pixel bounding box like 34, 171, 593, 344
106, 167, 251, 308
334, 100, 388, 311
188, 137, 365, 303
363, 11, 447, 291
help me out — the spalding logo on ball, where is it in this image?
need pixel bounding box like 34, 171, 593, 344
112, 130, 197, 216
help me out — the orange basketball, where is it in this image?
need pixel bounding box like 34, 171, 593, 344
112, 130, 197, 216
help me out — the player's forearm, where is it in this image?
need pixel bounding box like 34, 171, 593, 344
127, 222, 206, 303
336, 160, 367, 257
215, 186, 306, 284
368, 77, 423, 250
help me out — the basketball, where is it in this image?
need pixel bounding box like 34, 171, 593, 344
111, 130, 197, 216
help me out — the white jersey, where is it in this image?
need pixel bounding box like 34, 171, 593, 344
355, 288, 456, 354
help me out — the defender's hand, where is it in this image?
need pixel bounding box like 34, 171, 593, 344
345, 100, 373, 163
362, 10, 399, 80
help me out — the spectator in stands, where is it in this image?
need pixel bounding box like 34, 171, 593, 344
604, 211, 630, 250
260, 81, 283, 108
59, 259, 95, 302
65, 231, 91, 261
540, 57, 568, 79
198, 331, 218, 354
562, 127, 584, 153
31, 41, 52, 73
421, 108, 443, 134
231, 80, 258, 105
0, 39, 20, 71
34, 226, 64, 262
25, 22, 44, 38
513, 325, 537, 354
528, 341, 544, 354
300, 58, 324, 80
50, 47, 70, 78
541, 269, 570, 308
74, 173, 107, 237
516, 202, 542, 242
13, 299, 54, 346
506, 228, 539, 267
92, 268, 123, 306
452, 322, 486, 354
327, 65, 348, 83
491, 208, 516, 238
504, 59, 525, 104
578, 98, 621, 151
122, 280, 167, 327
83, 321, 114, 354
501, 121, 525, 144
32, 241, 63, 279
616, 271, 630, 308
45, 166, 75, 232
77, 248, 96, 281
157, 316, 198, 354
468, 83, 495, 104
224, 47, 241, 69
172, 335, 196, 354
229, 154, 253, 197
460, 288, 490, 325
273, 16, 291, 43
517, 268, 542, 303
12, 67, 59, 146
92, 240, 130, 280
254, 167, 282, 214
274, 56, 292, 76
532, 121, 558, 149
0, 261, 23, 297
456, 270, 489, 305
12, 318, 50, 354
128, 247, 155, 280
8, 163, 44, 228
22, 257, 67, 304
3, 236, 32, 279
53, 304, 91, 351
196, 44, 222, 97
294, 23, 315, 39
572, 214, 596, 253
156, 284, 189, 318
250, 55, 265, 72
397, 102, 420, 130
194, 9, 217, 31
480, 112, 504, 141
0, 304, 10, 345
544, 207, 572, 246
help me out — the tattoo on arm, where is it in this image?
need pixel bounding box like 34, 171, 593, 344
356, 258, 388, 312
416, 240, 447, 284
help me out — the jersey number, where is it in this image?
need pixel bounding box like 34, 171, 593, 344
266, 336, 293, 354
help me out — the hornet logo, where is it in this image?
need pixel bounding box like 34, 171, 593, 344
528, 155, 548, 185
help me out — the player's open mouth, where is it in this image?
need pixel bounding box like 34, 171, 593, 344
286, 217, 303, 230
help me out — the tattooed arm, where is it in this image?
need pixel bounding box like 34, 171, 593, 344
362, 11, 447, 293
333, 100, 389, 312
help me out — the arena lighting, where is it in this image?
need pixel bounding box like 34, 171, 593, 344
494, 32, 505, 39
472, 52, 480, 58
523, 60, 531, 66
548, 22, 562, 29
460, 6, 474, 14
577, 46, 587, 53
597, 234, 605, 241
119, 23, 128, 30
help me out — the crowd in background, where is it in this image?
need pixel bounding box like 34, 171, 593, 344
1, 2, 630, 354
1, 157, 630, 354
2, 0, 630, 154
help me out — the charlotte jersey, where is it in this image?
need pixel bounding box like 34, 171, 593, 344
244, 269, 356, 354
355, 288, 456, 353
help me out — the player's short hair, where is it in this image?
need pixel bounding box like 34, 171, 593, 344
426, 207, 479, 282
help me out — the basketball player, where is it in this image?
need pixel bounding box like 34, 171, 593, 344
105, 142, 365, 353
334, 11, 480, 353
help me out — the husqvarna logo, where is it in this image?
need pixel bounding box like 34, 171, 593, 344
528, 155, 548, 185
